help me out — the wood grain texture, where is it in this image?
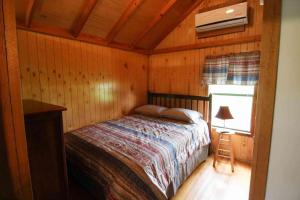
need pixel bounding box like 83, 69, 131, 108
68, 155, 251, 200
71, 0, 98, 37
151, 35, 261, 54
17, 30, 148, 132
156, 0, 263, 49
23, 100, 69, 199
24, 0, 36, 26
131, 0, 178, 47
148, 0, 263, 165
17, 23, 149, 55
105, 0, 144, 43
172, 156, 251, 200
81, 0, 132, 39
0, 0, 33, 199
149, 42, 260, 96
249, 0, 281, 199
15, 0, 204, 50
211, 129, 254, 164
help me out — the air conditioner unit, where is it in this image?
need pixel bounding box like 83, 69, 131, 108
195, 2, 248, 33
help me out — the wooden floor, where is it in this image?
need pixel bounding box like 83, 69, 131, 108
70, 156, 251, 200
172, 156, 251, 200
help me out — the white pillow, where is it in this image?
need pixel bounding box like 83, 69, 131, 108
161, 108, 203, 124
134, 105, 167, 117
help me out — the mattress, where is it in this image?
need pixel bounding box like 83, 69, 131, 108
65, 114, 210, 200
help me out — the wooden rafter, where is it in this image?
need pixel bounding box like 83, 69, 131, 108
198, 0, 245, 13
17, 22, 149, 54
131, 0, 177, 47
71, 0, 98, 37
150, 35, 261, 54
105, 0, 144, 43
24, 0, 38, 27
151, 0, 206, 49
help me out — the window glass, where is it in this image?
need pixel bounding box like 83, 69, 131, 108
209, 85, 255, 133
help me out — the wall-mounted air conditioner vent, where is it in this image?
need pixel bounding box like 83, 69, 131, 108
195, 2, 248, 33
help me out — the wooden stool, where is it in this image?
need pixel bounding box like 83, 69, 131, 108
213, 130, 235, 172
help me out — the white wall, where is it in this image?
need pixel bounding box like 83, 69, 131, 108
265, 0, 300, 199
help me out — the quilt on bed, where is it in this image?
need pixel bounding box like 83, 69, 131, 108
65, 114, 210, 200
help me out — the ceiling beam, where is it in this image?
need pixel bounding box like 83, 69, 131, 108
17, 22, 149, 55
131, 0, 177, 47
71, 0, 98, 37
24, 0, 38, 27
150, 35, 261, 55
151, 0, 206, 49
105, 0, 144, 44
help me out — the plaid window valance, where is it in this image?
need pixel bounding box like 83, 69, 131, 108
202, 51, 260, 85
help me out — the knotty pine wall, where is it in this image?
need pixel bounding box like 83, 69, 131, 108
156, 0, 263, 49
17, 30, 148, 132
149, 0, 262, 163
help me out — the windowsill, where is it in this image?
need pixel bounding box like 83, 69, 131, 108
212, 126, 253, 137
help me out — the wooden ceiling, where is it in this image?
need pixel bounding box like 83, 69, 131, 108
15, 0, 204, 53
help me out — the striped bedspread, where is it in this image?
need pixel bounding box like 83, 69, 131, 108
65, 114, 210, 200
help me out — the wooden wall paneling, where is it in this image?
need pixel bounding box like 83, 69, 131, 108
17, 30, 31, 99
62, 40, 74, 130
103, 46, 110, 120
211, 129, 254, 164
111, 48, 118, 118
18, 30, 148, 132
112, 48, 119, 117
52, 37, 67, 129
126, 52, 134, 113
45, 34, 56, 105
125, 51, 132, 113
119, 50, 127, 115
86, 44, 94, 123
108, 47, 114, 119
101, 46, 108, 121
67, 38, 79, 129
106, 46, 113, 119
34, 33, 47, 102
27, 31, 39, 100
75, 40, 85, 128
92, 44, 100, 122
155, 0, 263, 52
82, 41, 92, 126
93, 44, 100, 122
149, 41, 260, 162
98, 46, 105, 122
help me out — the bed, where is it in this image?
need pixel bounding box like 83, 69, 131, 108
65, 92, 212, 200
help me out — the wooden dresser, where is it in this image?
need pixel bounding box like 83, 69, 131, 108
23, 100, 69, 200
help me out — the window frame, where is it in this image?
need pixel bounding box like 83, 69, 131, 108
209, 85, 257, 137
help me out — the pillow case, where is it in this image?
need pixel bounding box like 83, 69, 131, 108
161, 108, 203, 124
134, 105, 167, 117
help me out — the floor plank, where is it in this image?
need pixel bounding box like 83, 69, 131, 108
69, 156, 251, 200
172, 156, 251, 200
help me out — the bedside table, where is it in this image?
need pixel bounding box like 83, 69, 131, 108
213, 129, 235, 172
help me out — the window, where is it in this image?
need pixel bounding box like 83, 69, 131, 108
209, 85, 255, 134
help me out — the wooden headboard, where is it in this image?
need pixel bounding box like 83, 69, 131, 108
148, 92, 212, 132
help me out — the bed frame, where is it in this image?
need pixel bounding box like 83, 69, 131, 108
68, 92, 213, 200
148, 92, 212, 141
